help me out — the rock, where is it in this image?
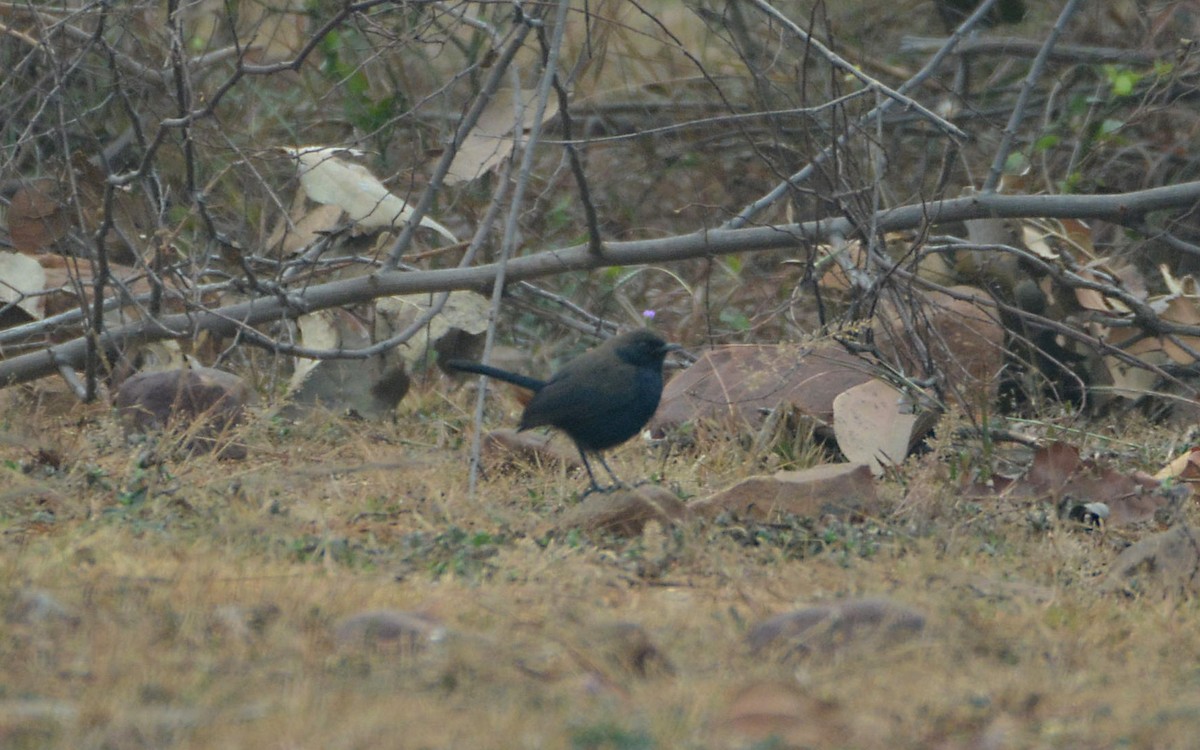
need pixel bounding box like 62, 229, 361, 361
746, 598, 926, 658
114, 367, 251, 457
554, 486, 691, 537
1102, 524, 1200, 596
333, 610, 447, 654
651, 342, 873, 433
690, 463, 877, 521
875, 285, 1006, 407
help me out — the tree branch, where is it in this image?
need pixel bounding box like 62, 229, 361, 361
2, 182, 1199, 388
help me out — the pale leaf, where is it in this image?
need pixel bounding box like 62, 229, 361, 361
280, 146, 457, 243
376, 291, 490, 369
0, 251, 48, 320
833, 379, 921, 476
444, 88, 548, 185
1020, 225, 1059, 260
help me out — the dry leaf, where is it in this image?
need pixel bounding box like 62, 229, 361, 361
1155, 447, 1200, 483
833, 379, 928, 476
292, 309, 365, 387
444, 88, 548, 185
280, 146, 457, 242
1020, 224, 1060, 260
874, 285, 1006, 405
7, 179, 70, 254
0, 251, 48, 321
266, 192, 345, 257
375, 290, 490, 371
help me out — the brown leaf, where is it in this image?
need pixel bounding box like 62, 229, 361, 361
0, 251, 48, 321
1024, 442, 1082, 496
7, 179, 70, 254
1022, 441, 1170, 525
444, 88, 550, 185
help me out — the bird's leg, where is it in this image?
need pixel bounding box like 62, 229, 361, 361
594, 453, 626, 489
577, 448, 607, 494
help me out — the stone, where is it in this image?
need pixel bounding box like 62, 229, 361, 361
746, 598, 926, 658
690, 463, 877, 522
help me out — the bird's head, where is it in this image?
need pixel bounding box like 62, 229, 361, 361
609, 330, 682, 368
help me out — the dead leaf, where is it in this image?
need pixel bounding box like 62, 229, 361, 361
375, 291, 490, 372
6, 179, 70, 254
1156, 447, 1200, 483
444, 88, 549, 185
266, 197, 345, 258
1020, 441, 1170, 525
0, 251, 48, 321
280, 146, 457, 242
288, 309, 410, 418
1020, 224, 1060, 260
833, 379, 933, 476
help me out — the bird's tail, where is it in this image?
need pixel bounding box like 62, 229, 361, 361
444, 360, 546, 392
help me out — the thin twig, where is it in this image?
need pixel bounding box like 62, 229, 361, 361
746, 0, 965, 140
724, 0, 1001, 229
466, 0, 570, 495
982, 0, 1084, 192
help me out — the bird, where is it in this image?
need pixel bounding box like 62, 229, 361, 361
446, 329, 681, 492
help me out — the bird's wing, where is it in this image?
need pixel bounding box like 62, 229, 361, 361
520, 355, 641, 429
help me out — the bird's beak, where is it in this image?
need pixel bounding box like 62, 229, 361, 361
663, 343, 683, 355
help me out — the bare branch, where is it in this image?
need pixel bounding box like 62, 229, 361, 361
3, 182, 1199, 388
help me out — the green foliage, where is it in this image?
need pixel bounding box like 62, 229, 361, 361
400, 525, 509, 580
717, 514, 887, 562
317, 29, 402, 138
570, 722, 654, 750
718, 307, 751, 332
1102, 64, 1142, 98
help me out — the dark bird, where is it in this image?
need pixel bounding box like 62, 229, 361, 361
446, 329, 681, 492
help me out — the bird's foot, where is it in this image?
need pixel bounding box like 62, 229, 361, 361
580, 481, 626, 499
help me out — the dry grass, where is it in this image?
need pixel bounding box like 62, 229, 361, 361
0, 381, 1198, 750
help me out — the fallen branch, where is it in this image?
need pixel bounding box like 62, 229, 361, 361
2, 181, 1199, 390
